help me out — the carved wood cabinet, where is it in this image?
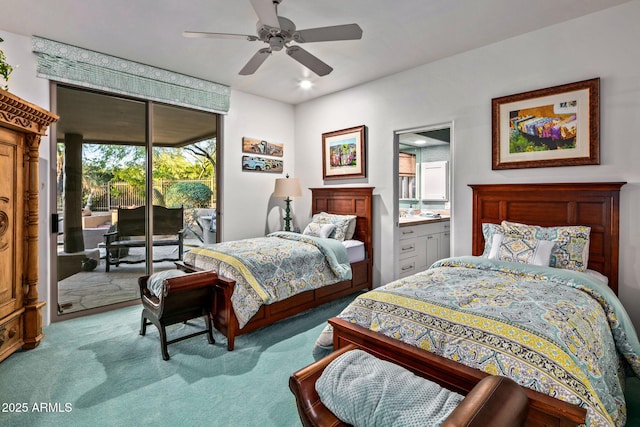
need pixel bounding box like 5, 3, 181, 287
0, 89, 58, 362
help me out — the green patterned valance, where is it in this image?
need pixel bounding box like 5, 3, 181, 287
32, 36, 230, 114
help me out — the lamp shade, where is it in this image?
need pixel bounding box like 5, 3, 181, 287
274, 177, 302, 198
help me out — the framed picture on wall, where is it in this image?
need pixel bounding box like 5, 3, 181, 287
242, 155, 283, 173
242, 137, 284, 157
492, 78, 599, 169
322, 125, 366, 180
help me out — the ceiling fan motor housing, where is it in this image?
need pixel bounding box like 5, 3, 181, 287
257, 16, 296, 51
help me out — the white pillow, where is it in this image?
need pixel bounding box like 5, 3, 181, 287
303, 222, 336, 238
488, 234, 555, 266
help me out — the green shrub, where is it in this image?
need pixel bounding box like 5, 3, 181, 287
165, 181, 212, 208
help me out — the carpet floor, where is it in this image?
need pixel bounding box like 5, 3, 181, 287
2, 296, 639, 426
1, 296, 355, 427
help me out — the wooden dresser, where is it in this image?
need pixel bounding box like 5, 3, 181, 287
0, 89, 58, 362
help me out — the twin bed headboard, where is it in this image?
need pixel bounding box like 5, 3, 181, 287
310, 187, 374, 262
470, 182, 625, 294
308, 184, 624, 294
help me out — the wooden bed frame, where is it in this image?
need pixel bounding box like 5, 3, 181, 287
178, 186, 374, 350
331, 182, 625, 427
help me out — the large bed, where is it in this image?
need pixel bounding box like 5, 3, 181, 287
317, 182, 640, 427
177, 186, 374, 350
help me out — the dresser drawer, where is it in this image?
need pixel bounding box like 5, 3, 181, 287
0, 310, 24, 363
399, 226, 421, 240
399, 239, 417, 258
398, 257, 417, 277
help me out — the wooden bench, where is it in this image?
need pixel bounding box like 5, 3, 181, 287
102, 205, 184, 272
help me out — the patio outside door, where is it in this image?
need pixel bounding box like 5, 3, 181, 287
53, 85, 218, 319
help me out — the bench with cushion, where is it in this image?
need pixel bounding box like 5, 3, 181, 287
290, 344, 529, 427
139, 270, 217, 360
102, 205, 184, 272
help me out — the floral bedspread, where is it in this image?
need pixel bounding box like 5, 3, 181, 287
183, 231, 351, 328
314, 256, 640, 427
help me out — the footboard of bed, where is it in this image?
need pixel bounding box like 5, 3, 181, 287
175, 259, 372, 351
329, 318, 586, 427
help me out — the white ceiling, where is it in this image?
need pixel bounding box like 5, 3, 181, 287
0, 0, 630, 105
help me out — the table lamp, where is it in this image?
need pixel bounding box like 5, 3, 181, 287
274, 175, 302, 231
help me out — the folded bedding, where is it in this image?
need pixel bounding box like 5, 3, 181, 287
184, 231, 351, 327
314, 256, 640, 427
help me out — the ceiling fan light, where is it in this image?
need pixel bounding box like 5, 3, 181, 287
269, 36, 285, 51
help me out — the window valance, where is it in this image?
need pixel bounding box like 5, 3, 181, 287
32, 36, 230, 114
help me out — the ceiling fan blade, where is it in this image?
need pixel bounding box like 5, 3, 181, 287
286, 46, 333, 76
250, 0, 281, 30
239, 48, 272, 75
183, 31, 258, 41
293, 23, 363, 43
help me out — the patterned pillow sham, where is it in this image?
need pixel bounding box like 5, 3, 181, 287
481, 223, 505, 256
311, 212, 357, 241
501, 221, 591, 272
302, 222, 336, 239
488, 234, 555, 266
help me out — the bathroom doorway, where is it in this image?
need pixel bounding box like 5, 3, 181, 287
395, 122, 453, 279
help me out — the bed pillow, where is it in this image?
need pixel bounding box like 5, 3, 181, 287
311, 212, 357, 241
488, 234, 555, 266
501, 221, 591, 272
302, 222, 336, 239
481, 223, 505, 257
147, 269, 188, 298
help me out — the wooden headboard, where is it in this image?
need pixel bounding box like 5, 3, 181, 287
310, 187, 374, 261
470, 182, 625, 294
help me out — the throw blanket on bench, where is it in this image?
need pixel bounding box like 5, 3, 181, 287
316, 349, 464, 427
184, 231, 351, 327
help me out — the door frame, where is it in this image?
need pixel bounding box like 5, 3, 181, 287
48, 82, 222, 322
393, 121, 454, 279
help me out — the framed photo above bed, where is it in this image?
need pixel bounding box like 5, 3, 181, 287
322, 125, 366, 180
492, 78, 599, 170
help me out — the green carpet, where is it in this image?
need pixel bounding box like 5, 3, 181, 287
1, 297, 639, 427
0, 296, 355, 427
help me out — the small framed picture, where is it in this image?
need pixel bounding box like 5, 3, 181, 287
241, 155, 283, 173
242, 137, 284, 157
322, 125, 366, 180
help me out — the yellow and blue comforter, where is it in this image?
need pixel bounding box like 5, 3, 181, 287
184, 231, 351, 328
317, 256, 640, 427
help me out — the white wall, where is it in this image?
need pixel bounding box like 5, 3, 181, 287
294, 1, 640, 330
222, 89, 295, 241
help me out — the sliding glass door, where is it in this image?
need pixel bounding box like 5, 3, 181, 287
53, 85, 218, 319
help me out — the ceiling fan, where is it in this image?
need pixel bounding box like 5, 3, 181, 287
183, 0, 363, 76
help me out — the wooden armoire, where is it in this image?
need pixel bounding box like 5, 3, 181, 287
0, 89, 58, 362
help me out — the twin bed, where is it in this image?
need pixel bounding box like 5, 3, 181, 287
315, 182, 639, 427
177, 187, 373, 350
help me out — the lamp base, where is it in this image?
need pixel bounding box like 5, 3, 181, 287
284, 197, 292, 231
